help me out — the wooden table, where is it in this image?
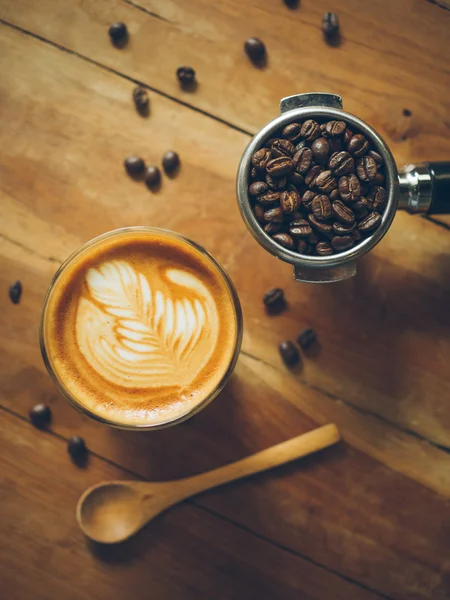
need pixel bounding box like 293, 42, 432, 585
1, 1, 450, 599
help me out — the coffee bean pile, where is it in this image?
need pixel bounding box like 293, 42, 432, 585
249, 118, 387, 256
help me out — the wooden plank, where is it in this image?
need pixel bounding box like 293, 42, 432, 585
0, 24, 449, 448
1, 410, 387, 600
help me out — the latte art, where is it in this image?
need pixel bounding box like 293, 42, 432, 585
76, 260, 219, 389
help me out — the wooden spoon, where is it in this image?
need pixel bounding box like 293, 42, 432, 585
77, 423, 340, 544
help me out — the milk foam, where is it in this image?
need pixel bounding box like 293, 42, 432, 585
75, 260, 219, 389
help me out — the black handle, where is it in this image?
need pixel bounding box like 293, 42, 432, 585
428, 161, 450, 215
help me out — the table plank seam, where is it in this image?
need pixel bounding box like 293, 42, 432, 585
122, 0, 173, 24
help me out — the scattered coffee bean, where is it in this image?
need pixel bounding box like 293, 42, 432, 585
353, 197, 370, 218
331, 235, 354, 251
109, 22, 128, 46
329, 151, 354, 176
124, 156, 145, 176
177, 66, 196, 88
316, 241, 333, 255
338, 174, 361, 203
249, 181, 268, 196
297, 328, 317, 350
332, 200, 355, 224
356, 155, 377, 182
253, 203, 265, 222
324, 120, 346, 138
264, 222, 282, 234
344, 128, 353, 144
9, 280, 22, 304
245, 37, 266, 63
252, 148, 271, 170
162, 151, 180, 174
271, 138, 295, 157
322, 12, 340, 40
300, 120, 321, 142
132, 86, 149, 113
348, 134, 369, 157
330, 188, 340, 202
368, 150, 383, 166
289, 219, 312, 238
302, 189, 316, 208
308, 214, 333, 236
311, 195, 332, 221
145, 166, 161, 188
293, 147, 313, 175
368, 186, 387, 211
311, 137, 330, 165
68, 435, 88, 465
266, 156, 293, 176
259, 190, 281, 205
358, 212, 382, 233
305, 165, 323, 188
263, 288, 285, 313
272, 233, 295, 249
282, 122, 302, 142
264, 207, 284, 222
279, 341, 300, 367
288, 172, 304, 187
315, 170, 337, 194
280, 189, 301, 214
29, 403, 51, 429
333, 221, 355, 235
266, 173, 287, 190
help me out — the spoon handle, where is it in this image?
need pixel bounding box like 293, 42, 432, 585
174, 424, 340, 499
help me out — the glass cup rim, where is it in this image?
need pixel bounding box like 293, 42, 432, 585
39, 226, 243, 430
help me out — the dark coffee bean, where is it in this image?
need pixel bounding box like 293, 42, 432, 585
162, 151, 180, 173
132, 86, 149, 113
290, 210, 304, 221
368, 150, 383, 166
328, 151, 354, 176
308, 231, 320, 244
373, 171, 385, 185
332, 200, 355, 224
295, 139, 309, 151
29, 404, 51, 429
271, 138, 295, 158
297, 328, 317, 350
264, 222, 282, 234
315, 170, 337, 193
316, 241, 333, 256
311, 137, 330, 165
280, 189, 301, 214
311, 195, 332, 221
9, 280, 22, 304
109, 22, 128, 46
356, 156, 377, 182
368, 186, 387, 212
264, 207, 284, 222
358, 212, 382, 233
266, 156, 293, 176
305, 165, 323, 188
252, 148, 271, 169
279, 341, 300, 367
324, 120, 346, 137
352, 228, 362, 241
328, 137, 343, 154
322, 12, 340, 39
330, 188, 340, 202
353, 197, 370, 218
333, 221, 355, 235
302, 189, 316, 208
288, 171, 304, 188
273, 233, 295, 249
145, 166, 161, 188
177, 66, 196, 87
300, 120, 321, 142
258, 190, 281, 205
265, 173, 287, 191
68, 436, 88, 466
124, 156, 145, 176
338, 174, 361, 203
245, 37, 266, 63
343, 128, 353, 145
263, 288, 285, 313
253, 203, 265, 222
348, 134, 369, 157
297, 239, 311, 254
308, 214, 333, 236
282, 122, 302, 142
289, 219, 312, 238
293, 147, 313, 175
332, 235, 354, 251
249, 181, 268, 196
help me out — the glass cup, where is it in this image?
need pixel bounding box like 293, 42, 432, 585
40, 227, 243, 430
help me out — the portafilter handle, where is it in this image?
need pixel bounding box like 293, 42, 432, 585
398, 162, 450, 215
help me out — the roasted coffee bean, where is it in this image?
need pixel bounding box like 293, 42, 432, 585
332, 235, 354, 251
282, 122, 302, 142
265, 174, 286, 191
315, 170, 337, 193
258, 190, 281, 205
289, 219, 312, 238
324, 120, 346, 137
29, 403, 51, 429
273, 233, 295, 249
328, 151, 354, 176
311, 195, 332, 221
358, 212, 382, 232
311, 137, 330, 165
368, 186, 387, 211
316, 241, 333, 256
333, 221, 355, 235
249, 181, 268, 196
353, 197, 370, 218
297, 328, 317, 350
332, 200, 355, 224
348, 134, 369, 157
264, 207, 284, 222
263, 288, 285, 313
344, 128, 353, 145
264, 222, 282, 234
280, 189, 301, 214
124, 156, 145, 176
328, 137, 343, 154
279, 341, 300, 367
356, 155, 377, 182
294, 139, 309, 151
293, 147, 313, 174
162, 151, 180, 173
308, 214, 333, 236
145, 166, 161, 188
305, 165, 323, 188
297, 239, 311, 254
68, 436, 88, 466
266, 156, 293, 176
368, 150, 383, 166
338, 174, 361, 202
302, 189, 316, 208
373, 171, 385, 185
300, 119, 321, 142
271, 138, 295, 157
177, 66, 196, 87
253, 203, 265, 222
330, 188, 340, 202
9, 280, 22, 304
322, 12, 340, 39
245, 37, 266, 63
109, 22, 128, 46
252, 148, 271, 169
132, 86, 149, 113
352, 228, 362, 241
288, 171, 304, 188
308, 231, 320, 244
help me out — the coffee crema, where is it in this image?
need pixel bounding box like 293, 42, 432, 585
41, 229, 241, 427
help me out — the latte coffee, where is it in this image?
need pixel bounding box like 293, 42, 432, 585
40, 228, 242, 428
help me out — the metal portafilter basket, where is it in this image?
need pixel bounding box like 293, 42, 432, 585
237, 93, 450, 283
